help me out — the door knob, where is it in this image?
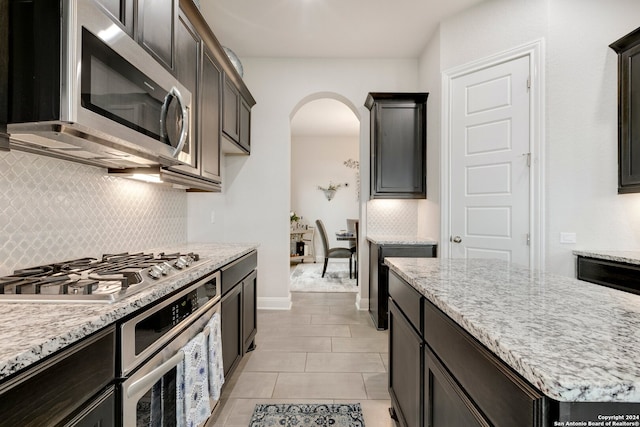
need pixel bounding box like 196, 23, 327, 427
451, 236, 462, 244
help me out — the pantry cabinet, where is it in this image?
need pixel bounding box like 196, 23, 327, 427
365, 93, 428, 199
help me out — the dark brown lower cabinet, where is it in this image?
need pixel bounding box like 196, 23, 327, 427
576, 255, 640, 295
242, 270, 258, 353
369, 242, 436, 330
64, 387, 115, 427
220, 250, 258, 378
388, 300, 423, 427
388, 271, 548, 427
221, 283, 243, 378
0, 327, 115, 427
426, 348, 487, 427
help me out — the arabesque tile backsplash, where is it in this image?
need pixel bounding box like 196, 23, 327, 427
366, 199, 420, 236
0, 150, 187, 275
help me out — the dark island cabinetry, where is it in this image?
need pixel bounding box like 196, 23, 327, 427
369, 242, 436, 330
388, 271, 547, 427
365, 92, 428, 199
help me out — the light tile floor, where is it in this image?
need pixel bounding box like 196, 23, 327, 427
206, 292, 395, 427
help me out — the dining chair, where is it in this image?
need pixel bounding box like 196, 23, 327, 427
315, 219, 353, 278
346, 219, 358, 280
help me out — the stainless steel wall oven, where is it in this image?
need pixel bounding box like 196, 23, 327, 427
119, 270, 221, 426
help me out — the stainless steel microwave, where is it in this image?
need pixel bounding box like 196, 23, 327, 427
7, 0, 194, 169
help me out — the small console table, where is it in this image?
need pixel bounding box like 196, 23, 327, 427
290, 228, 315, 263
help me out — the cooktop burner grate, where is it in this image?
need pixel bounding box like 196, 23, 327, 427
0, 252, 204, 303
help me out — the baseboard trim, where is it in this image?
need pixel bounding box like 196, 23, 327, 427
257, 296, 292, 310
355, 295, 369, 311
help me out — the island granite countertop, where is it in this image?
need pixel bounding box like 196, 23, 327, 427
0, 242, 258, 381
384, 257, 640, 403
367, 234, 438, 245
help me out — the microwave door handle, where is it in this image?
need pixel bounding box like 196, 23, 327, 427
160, 86, 189, 157
127, 350, 183, 400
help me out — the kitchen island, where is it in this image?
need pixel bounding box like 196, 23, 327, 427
385, 257, 640, 427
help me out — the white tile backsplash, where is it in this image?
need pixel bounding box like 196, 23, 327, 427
0, 150, 187, 275
366, 199, 419, 236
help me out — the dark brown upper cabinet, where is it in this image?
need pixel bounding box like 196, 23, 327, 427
137, 0, 176, 72
171, 8, 200, 176
222, 74, 252, 153
200, 45, 222, 182
611, 27, 640, 193
366, 93, 428, 199
95, 0, 173, 70
94, 0, 135, 36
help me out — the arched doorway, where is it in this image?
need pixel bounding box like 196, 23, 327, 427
288, 95, 361, 293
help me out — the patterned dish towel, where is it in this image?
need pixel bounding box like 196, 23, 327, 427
177, 332, 212, 427
207, 312, 225, 400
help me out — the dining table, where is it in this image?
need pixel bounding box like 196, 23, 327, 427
336, 231, 357, 280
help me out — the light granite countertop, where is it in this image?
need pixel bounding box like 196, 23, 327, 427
384, 257, 640, 403
367, 234, 438, 245
0, 242, 257, 381
573, 249, 640, 266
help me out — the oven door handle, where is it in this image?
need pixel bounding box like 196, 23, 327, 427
126, 324, 213, 399
127, 350, 183, 399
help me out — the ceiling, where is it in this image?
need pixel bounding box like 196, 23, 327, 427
199, 0, 486, 135
200, 0, 485, 58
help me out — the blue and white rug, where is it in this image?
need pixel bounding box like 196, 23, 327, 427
249, 403, 365, 427
289, 261, 357, 292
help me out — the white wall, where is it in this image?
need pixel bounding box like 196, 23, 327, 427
291, 135, 359, 259
417, 26, 442, 241
418, 0, 640, 276
188, 58, 418, 309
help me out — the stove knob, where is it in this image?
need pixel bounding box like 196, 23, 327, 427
148, 265, 164, 279
175, 256, 192, 269
159, 262, 172, 275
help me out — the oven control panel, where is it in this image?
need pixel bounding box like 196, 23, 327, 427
170, 292, 199, 326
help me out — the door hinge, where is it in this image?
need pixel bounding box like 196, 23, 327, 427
527, 77, 531, 90
522, 152, 531, 167
526, 233, 530, 246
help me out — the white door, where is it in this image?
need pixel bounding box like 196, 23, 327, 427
450, 55, 531, 267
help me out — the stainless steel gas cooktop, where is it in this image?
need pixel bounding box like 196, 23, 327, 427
0, 252, 205, 303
